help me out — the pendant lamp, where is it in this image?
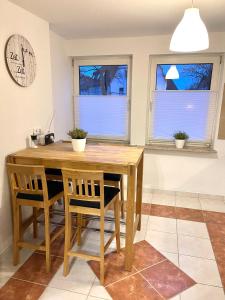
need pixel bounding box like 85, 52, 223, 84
170, 1, 209, 52
166, 65, 179, 79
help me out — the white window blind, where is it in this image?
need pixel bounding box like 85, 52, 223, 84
150, 90, 218, 143
74, 95, 129, 140
74, 57, 130, 141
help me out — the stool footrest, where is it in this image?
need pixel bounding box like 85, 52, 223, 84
18, 241, 45, 251
67, 250, 101, 261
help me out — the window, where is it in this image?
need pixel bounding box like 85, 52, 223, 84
148, 56, 220, 145
74, 57, 130, 141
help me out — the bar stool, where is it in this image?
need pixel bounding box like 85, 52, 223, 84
62, 168, 121, 284
7, 163, 64, 272
45, 169, 125, 218
104, 173, 125, 218
45, 169, 125, 217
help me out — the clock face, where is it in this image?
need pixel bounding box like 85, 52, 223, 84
5, 34, 36, 87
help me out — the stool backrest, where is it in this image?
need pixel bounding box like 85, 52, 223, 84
62, 168, 104, 208
7, 163, 48, 199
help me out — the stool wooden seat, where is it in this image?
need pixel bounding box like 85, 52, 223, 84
7, 163, 64, 272
62, 168, 121, 284
104, 173, 125, 218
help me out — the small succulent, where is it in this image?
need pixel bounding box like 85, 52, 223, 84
173, 131, 189, 140
68, 128, 88, 139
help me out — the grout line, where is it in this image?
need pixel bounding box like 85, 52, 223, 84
177, 232, 210, 240
176, 218, 180, 268
178, 253, 216, 262
105, 259, 167, 288
86, 275, 97, 299
138, 270, 165, 300
10, 277, 48, 287
10, 276, 94, 297
195, 282, 225, 289
134, 258, 168, 274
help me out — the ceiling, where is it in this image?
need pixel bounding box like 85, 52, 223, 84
9, 0, 225, 39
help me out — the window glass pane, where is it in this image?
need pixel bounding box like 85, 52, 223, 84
156, 64, 213, 90
79, 65, 127, 95
151, 90, 217, 142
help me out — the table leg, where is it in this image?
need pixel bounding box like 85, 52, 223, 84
125, 164, 136, 271
136, 153, 144, 231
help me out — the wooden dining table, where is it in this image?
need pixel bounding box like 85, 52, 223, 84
7, 141, 144, 271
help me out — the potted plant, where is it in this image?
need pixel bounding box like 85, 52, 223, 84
173, 131, 189, 149
68, 128, 88, 152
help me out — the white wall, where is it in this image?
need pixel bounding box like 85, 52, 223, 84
0, 0, 54, 253
64, 33, 225, 195
50, 31, 73, 140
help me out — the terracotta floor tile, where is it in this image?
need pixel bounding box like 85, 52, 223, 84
207, 226, 225, 291
209, 239, 225, 263
0, 278, 45, 300
150, 204, 176, 219
36, 235, 65, 258
49, 235, 65, 257
133, 240, 166, 271
141, 203, 151, 215
106, 273, 162, 300
13, 252, 63, 285
207, 223, 225, 243
217, 261, 225, 292
88, 251, 136, 286
141, 260, 196, 299
203, 211, 225, 224
175, 207, 204, 222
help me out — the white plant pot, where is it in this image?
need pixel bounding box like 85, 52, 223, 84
175, 139, 185, 149
72, 138, 86, 152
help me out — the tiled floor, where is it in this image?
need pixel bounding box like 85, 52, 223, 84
0, 191, 225, 299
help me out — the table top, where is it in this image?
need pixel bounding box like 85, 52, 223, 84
8, 141, 144, 173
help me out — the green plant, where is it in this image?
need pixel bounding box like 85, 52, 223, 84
173, 131, 189, 140
68, 128, 88, 139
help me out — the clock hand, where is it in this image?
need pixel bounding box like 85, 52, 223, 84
21, 44, 25, 67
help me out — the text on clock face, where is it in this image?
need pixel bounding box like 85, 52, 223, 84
10, 52, 19, 61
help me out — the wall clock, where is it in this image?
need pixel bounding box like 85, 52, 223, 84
5, 34, 36, 87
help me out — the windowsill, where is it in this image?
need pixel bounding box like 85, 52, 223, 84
86, 138, 130, 145
145, 144, 217, 154
62, 139, 129, 145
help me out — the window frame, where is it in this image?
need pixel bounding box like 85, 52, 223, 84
73, 56, 131, 142
146, 54, 221, 147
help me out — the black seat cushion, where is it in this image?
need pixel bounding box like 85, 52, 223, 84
45, 168, 62, 176
17, 180, 64, 201
70, 185, 120, 209
104, 173, 121, 182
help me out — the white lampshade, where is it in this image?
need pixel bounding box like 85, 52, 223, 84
166, 65, 179, 79
170, 8, 209, 52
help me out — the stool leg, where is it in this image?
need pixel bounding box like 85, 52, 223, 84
120, 176, 125, 219
77, 213, 82, 246
64, 208, 72, 276
33, 207, 38, 238
13, 203, 20, 265
114, 196, 121, 253
100, 215, 105, 285
44, 207, 51, 272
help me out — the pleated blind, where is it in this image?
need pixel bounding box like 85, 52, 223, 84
75, 95, 129, 140
150, 90, 218, 143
